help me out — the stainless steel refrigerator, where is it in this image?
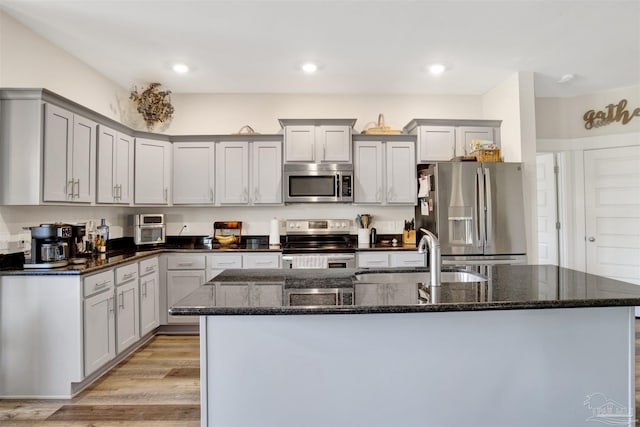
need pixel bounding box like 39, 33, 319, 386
416, 162, 527, 272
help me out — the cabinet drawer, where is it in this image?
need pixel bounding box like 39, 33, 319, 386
244, 253, 281, 269
357, 252, 389, 268
390, 252, 426, 268
167, 255, 206, 270
208, 254, 243, 269
139, 257, 159, 276
84, 270, 114, 297
115, 263, 138, 284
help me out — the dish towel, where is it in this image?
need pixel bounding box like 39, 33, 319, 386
291, 255, 329, 269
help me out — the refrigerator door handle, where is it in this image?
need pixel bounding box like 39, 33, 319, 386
476, 167, 485, 248
484, 167, 492, 248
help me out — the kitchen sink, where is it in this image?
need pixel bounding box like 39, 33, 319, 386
354, 270, 487, 284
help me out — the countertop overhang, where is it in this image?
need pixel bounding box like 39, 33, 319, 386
170, 265, 640, 315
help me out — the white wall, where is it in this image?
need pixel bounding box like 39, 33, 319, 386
536, 85, 640, 139
482, 72, 538, 263
536, 86, 640, 271
167, 93, 483, 135
0, 11, 132, 123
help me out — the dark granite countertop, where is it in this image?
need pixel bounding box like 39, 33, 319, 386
0, 245, 283, 276
170, 265, 640, 315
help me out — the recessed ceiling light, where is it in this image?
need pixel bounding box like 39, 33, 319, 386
428, 64, 446, 75
301, 62, 318, 74
557, 74, 575, 83
173, 63, 189, 74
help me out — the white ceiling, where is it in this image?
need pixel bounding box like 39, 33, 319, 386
1, 0, 639, 97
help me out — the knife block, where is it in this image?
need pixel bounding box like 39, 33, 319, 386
402, 230, 416, 247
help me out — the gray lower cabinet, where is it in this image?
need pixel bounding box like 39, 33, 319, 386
357, 251, 426, 268
166, 254, 207, 325
83, 270, 116, 377
115, 263, 140, 354
139, 257, 160, 335
354, 282, 419, 306
215, 283, 283, 307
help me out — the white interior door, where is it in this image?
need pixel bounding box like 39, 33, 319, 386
536, 153, 559, 265
584, 146, 640, 287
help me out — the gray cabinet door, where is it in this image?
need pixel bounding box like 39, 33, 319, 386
84, 289, 115, 376
354, 141, 384, 204
116, 280, 140, 354
43, 103, 73, 202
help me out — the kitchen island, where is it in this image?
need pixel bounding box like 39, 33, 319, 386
171, 265, 640, 427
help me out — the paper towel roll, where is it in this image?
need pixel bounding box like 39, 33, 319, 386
269, 218, 280, 246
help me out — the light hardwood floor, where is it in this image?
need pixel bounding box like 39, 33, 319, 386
0, 335, 200, 426
2, 323, 640, 425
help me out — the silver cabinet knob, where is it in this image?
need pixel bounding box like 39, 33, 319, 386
588, 237, 596, 242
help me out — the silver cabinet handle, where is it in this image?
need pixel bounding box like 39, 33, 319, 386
142, 282, 148, 298
95, 280, 110, 290
73, 179, 80, 198
67, 180, 74, 197
254, 187, 259, 202
588, 236, 596, 242
164, 188, 168, 202
122, 272, 135, 280
217, 261, 237, 266
145, 265, 154, 272
177, 262, 194, 267
119, 292, 124, 309
243, 188, 249, 203
109, 296, 115, 314
209, 188, 214, 202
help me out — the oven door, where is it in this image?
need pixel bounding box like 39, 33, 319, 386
282, 253, 355, 269
285, 288, 353, 306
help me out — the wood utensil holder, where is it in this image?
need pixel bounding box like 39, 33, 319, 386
402, 230, 416, 246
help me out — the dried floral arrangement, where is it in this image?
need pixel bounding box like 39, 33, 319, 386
130, 83, 175, 130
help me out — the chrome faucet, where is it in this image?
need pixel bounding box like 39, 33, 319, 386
418, 228, 441, 287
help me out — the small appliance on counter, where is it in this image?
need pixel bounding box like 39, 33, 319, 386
133, 214, 166, 246
24, 223, 72, 269
213, 221, 242, 246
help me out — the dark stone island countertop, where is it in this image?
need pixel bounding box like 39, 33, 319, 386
170, 265, 640, 315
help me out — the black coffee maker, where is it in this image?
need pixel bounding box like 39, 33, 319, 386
24, 224, 72, 269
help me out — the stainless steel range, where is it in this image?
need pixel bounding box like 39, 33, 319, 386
282, 219, 355, 269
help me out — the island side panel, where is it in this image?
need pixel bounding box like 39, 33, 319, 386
202, 307, 635, 427
0, 275, 83, 398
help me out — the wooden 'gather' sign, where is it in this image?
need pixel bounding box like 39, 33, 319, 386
583, 99, 640, 129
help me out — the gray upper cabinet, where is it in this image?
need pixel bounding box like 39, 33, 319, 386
97, 125, 134, 204
353, 136, 416, 205
134, 138, 172, 205
456, 126, 495, 157
404, 119, 501, 163
214, 139, 282, 206
280, 119, 355, 163
173, 142, 216, 205
417, 126, 456, 162
43, 103, 97, 203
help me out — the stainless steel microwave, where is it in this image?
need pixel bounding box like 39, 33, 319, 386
284, 163, 353, 203
133, 214, 166, 245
